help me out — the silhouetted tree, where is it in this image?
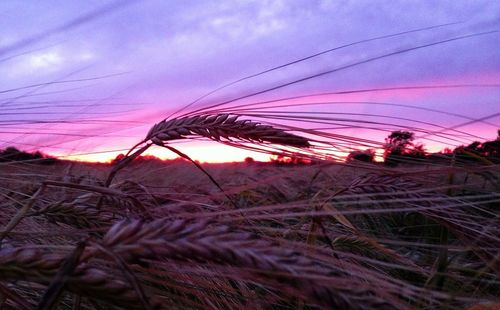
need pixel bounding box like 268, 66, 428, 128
454, 130, 500, 163
0, 147, 57, 165
482, 130, 500, 159
271, 154, 311, 165
346, 149, 375, 163
383, 131, 430, 166
442, 147, 453, 154
384, 131, 414, 156
407, 143, 426, 159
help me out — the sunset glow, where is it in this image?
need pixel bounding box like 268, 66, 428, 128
1, 1, 499, 163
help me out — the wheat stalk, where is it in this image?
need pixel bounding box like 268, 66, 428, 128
33, 202, 115, 229
106, 113, 310, 190
99, 218, 404, 309
344, 173, 500, 264
0, 247, 162, 309
145, 113, 310, 147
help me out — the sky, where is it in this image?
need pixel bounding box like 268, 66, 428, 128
0, 0, 499, 162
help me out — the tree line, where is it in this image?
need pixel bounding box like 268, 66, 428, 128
347, 129, 500, 166
0, 147, 58, 165
3, 129, 499, 166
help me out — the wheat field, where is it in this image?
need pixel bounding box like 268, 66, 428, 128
0, 2, 499, 309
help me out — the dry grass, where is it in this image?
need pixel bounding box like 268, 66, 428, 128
0, 143, 498, 309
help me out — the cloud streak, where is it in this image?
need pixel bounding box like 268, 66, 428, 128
0, 0, 499, 162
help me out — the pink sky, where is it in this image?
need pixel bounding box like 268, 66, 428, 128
1, 1, 499, 163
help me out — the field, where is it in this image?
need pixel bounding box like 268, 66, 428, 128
0, 151, 498, 309
1, 2, 499, 309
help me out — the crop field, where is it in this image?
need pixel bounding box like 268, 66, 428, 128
1, 140, 498, 309
0, 2, 499, 309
